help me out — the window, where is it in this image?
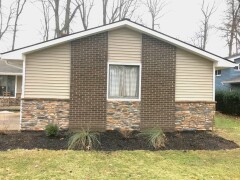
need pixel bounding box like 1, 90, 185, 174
0, 75, 16, 97
234, 64, 240, 71
108, 64, 140, 99
215, 70, 221, 76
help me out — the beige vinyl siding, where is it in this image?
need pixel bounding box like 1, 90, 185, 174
176, 48, 213, 101
25, 43, 70, 99
108, 28, 142, 62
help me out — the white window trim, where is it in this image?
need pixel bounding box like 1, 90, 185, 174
0, 75, 17, 98
213, 63, 216, 101
107, 62, 142, 101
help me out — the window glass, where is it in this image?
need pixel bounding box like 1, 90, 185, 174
109, 65, 139, 99
234, 64, 240, 70
215, 70, 221, 76
0, 76, 16, 97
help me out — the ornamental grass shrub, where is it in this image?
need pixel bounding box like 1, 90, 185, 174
68, 129, 100, 150
138, 128, 166, 149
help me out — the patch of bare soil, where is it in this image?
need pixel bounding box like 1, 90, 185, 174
0, 131, 238, 151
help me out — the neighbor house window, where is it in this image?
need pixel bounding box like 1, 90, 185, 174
0, 75, 16, 97
215, 70, 221, 76
108, 64, 140, 99
234, 64, 240, 71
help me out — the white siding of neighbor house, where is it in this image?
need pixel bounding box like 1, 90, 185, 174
7, 60, 23, 68
17, 76, 22, 93
16, 76, 22, 98
176, 48, 213, 101
108, 28, 142, 62
24, 43, 71, 99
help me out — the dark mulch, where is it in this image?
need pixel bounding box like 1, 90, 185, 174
0, 130, 239, 151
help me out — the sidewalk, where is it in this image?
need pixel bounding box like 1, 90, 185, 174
0, 111, 20, 131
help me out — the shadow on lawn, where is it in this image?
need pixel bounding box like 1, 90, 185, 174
0, 130, 239, 151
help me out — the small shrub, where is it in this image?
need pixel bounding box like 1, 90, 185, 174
117, 128, 133, 139
45, 124, 59, 137
138, 128, 166, 149
68, 130, 100, 150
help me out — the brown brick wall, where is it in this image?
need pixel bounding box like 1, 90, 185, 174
141, 34, 176, 131
70, 33, 108, 130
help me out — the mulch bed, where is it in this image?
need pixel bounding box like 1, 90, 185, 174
0, 130, 239, 151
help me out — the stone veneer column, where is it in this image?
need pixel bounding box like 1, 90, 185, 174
175, 101, 216, 131
106, 101, 140, 130
21, 99, 69, 130
70, 33, 108, 130
141, 34, 176, 131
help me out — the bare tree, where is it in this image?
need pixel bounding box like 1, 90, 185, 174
192, 0, 216, 50
220, 0, 240, 56
0, 0, 14, 40
12, 0, 27, 50
102, 0, 108, 25
39, 0, 51, 41
116, 0, 137, 21
48, 0, 79, 37
108, 0, 119, 23
144, 0, 166, 30
102, 0, 138, 24
75, 0, 94, 30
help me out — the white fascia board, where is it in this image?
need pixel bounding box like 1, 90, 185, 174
123, 21, 235, 68
1, 51, 23, 60
216, 61, 236, 68
1, 20, 235, 68
1, 21, 127, 60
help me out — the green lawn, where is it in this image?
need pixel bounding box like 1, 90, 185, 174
1, 114, 240, 179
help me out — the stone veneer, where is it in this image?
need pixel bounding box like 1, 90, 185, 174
0, 98, 20, 107
107, 101, 140, 130
175, 101, 216, 131
21, 99, 69, 130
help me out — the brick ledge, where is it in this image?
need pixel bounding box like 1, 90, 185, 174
21, 98, 70, 101
176, 101, 216, 103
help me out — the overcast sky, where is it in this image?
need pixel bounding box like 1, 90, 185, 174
0, 0, 228, 57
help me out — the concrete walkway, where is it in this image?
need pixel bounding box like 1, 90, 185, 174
0, 111, 20, 131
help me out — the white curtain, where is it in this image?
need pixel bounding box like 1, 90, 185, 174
109, 65, 139, 98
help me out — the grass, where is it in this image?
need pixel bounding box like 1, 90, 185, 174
215, 113, 240, 145
0, 114, 240, 179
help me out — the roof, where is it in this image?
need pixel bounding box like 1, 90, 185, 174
0, 19, 235, 68
227, 54, 240, 61
0, 60, 22, 75
222, 76, 240, 84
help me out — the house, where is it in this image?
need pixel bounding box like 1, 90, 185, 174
0, 20, 235, 131
215, 54, 240, 91
0, 60, 22, 106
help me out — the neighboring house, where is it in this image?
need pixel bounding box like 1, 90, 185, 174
0, 20, 235, 132
0, 60, 22, 106
215, 54, 240, 91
